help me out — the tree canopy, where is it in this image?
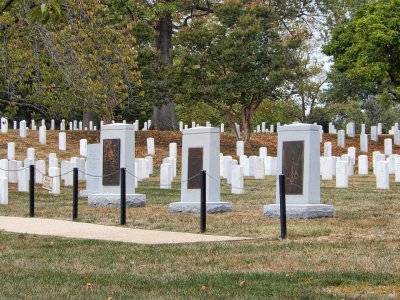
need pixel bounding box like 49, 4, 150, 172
171, 0, 300, 142
323, 0, 400, 100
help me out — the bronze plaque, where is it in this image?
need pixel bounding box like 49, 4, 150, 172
282, 141, 304, 195
187, 147, 203, 189
102, 139, 121, 186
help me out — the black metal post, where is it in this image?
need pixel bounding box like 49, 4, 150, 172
200, 170, 207, 233
279, 174, 287, 239
73, 168, 78, 220
120, 168, 126, 225
29, 165, 35, 217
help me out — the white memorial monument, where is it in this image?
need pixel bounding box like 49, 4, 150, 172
88, 123, 145, 207
264, 123, 334, 218
170, 127, 232, 213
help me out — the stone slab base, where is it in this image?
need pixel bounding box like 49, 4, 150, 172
88, 193, 146, 207
169, 202, 232, 213
263, 204, 334, 219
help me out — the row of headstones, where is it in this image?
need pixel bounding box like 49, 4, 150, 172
0, 152, 87, 204
321, 145, 399, 189
158, 142, 177, 189
147, 139, 277, 193
337, 130, 400, 149
332, 121, 400, 138
0, 118, 159, 133
220, 147, 278, 194
0, 118, 98, 133
4, 141, 88, 188
6, 136, 88, 157
329, 122, 384, 136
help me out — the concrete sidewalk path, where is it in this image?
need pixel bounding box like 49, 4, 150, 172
0, 216, 250, 245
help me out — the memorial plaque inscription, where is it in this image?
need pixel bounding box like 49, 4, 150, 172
282, 141, 304, 195
187, 147, 203, 189
103, 139, 121, 186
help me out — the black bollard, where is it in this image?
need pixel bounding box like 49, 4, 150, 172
120, 168, 126, 225
29, 165, 35, 217
200, 170, 207, 233
73, 168, 78, 220
279, 174, 287, 239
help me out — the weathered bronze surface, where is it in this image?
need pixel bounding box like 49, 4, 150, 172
187, 147, 203, 189
103, 139, 121, 186
282, 141, 304, 195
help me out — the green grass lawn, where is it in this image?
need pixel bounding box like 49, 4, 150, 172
1, 174, 400, 299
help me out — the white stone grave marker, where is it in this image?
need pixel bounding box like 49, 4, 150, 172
376, 161, 389, 189
338, 130, 345, 148
236, 141, 244, 157
80, 139, 88, 157
19, 120, 27, 138
147, 138, 155, 155
360, 134, 368, 153
321, 157, 333, 180
0, 178, 8, 205
59, 132, 66, 151
384, 138, 393, 156
371, 126, 378, 142
8, 160, 17, 183
160, 163, 172, 189
1, 118, 8, 133
231, 165, 244, 194
35, 160, 46, 184
358, 155, 368, 175
8, 142, 15, 160
323, 142, 332, 157
39, 125, 46, 144
336, 160, 348, 188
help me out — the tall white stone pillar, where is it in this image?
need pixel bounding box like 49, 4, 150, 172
170, 127, 232, 213
88, 123, 145, 207
264, 123, 333, 218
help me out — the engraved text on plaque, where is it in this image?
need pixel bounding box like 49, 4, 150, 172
103, 139, 121, 186
282, 141, 304, 195
187, 147, 203, 189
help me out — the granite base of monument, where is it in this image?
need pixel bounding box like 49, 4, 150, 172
263, 204, 334, 219
169, 201, 232, 213
89, 193, 146, 207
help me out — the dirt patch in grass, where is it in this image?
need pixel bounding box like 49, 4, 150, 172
324, 284, 400, 299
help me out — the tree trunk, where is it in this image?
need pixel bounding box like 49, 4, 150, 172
151, 102, 177, 130
241, 101, 261, 144
83, 111, 98, 129
224, 111, 240, 140
151, 14, 177, 130
241, 107, 253, 144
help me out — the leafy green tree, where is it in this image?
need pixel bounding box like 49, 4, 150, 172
323, 0, 400, 100
0, 1, 141, 123
171, 0, 300, 142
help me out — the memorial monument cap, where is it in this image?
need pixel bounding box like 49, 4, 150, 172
182, 126, 220, 135
278, 123, 320, 132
